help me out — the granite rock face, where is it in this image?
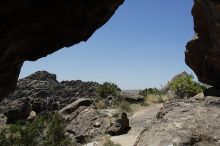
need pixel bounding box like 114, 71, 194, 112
0, 0, 124, 99
186, 0, 220, 87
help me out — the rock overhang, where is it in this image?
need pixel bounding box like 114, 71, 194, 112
0, 0, 124, 99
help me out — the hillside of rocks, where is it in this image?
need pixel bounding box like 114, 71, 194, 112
0, 71, 220, 146
0, 70, 132, 144
0, 71, 99, 116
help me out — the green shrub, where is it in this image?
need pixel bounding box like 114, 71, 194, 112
103, 139, 121, 146
144, 94, 170, 104
116, 100, 132, 113
139, 88, 167, 104
96, 82, 121, 98
0, 113, 76, 146
95, 100, 106, 109
139, 88, 163, 97
168, 74, 207, 98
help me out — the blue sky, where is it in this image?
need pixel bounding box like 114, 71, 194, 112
20, 0, 194, 90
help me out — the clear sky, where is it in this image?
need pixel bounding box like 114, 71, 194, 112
20, 0, 194, 90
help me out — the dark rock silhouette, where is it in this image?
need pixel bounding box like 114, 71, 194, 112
0, 0, 124, 99
186, 0, 220, 88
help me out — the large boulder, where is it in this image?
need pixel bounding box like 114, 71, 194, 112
59, 99, 112, 144
59, 98, 93, 116
0, 0, 124, 100
107, 112, 130, 136
4, 97, 32, 123
66, 107, 112, 143
135, 93, 220, 146
186, 0, 220, 87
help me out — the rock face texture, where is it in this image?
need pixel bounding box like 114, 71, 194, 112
186, 0, 220, 87
59, 98, 113, 144
135, 93, 220, 146
107, 112, 130, 136
0, 0, 124, 99
4, 97, 31, 123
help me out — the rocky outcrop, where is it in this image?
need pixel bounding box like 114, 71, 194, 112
2, 71, 99, 112
4, 97, 32, 123
59, 99, 113, 144
0, 0, 124, 99
59, 98, 93, 118
120, 90, 144, 103
186, 0, 220, 87
107, 112, 130, 136
66, 107, 112, 143
135, 93, 220, 146
0, 71, 100, 123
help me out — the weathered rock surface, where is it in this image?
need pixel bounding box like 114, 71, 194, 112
0, 0, 124, 99
186, 0, 220, 87
107, 112, 130, 136
59, 98, 93, 118
4, 97, 31, 123
59, 99, 113, 144
135, 93, 220, 146
2, 71, 99, 113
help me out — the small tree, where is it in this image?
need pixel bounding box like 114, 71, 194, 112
0, 113, 76, 146
168, 74, 207, 98
139, 88, 163, 97
44, 114, 73, 146
96, 82, 121, 98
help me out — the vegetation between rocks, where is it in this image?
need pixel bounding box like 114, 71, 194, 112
168, 74, 208, 98
96, 82, 121, 98
0, 113, 76, 146
139, 88, 168, 104
115, 100, 132, 113
103, 139, 121, 146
